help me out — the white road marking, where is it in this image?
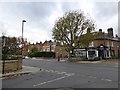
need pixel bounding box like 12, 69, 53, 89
44, 69, 113, 83
61, 72, 67, 74
65, 73, 75, 76
101, 78, 112, 82
44, 69, 74, 76
50, 70, 54, 73
57, 72, 67, 74
33, 74, 74, 87
54, 71, 59, 73
45, 70, 50, 72
88, 76, 97, 79
57, 72, 64, 74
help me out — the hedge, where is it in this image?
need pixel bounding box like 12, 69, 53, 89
28, 52, 55, 58
2, 54, 21, 60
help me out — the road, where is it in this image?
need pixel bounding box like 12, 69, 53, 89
2, 58, 119, 89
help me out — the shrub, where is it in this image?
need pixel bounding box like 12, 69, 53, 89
2, 54, 19, 60
28, 51, 55, 58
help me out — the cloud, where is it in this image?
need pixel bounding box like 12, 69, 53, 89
93, 2, 118, 20
0, 21, 8, 36
0, 1, 118, 43
92, 2, 118, 36
24, 27, 52, 43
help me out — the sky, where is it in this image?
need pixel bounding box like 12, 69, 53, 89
0, 0, 119, 43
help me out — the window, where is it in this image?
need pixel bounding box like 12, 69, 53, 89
111, 42, 114, 47
88, 51, 95, 56
107, 41, 109, 47
89, 41, 94, 47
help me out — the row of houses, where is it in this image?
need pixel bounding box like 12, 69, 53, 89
23, 40, 68, 58
23, 27, 120, 59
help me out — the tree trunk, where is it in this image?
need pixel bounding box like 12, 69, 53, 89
68, 52, 71, 61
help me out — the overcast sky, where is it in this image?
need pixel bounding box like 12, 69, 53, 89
0, 0, 119, 43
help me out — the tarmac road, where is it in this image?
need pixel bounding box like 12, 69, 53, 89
2, 58, 119, 89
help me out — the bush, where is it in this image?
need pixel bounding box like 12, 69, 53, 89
28, 52, 55, 58
2, 54, 8, 60
2, 54, 19, 60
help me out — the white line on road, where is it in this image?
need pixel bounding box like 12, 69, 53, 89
57, 72, 64, 74
65, 73, 75, 76
45, 70, 50, 72
54, 71, 59, 73
49, 70, 54, 73
57, 72, 67, 74
88, 76, 97, 79
33, 74, 74, 87
101, 78, 112, 82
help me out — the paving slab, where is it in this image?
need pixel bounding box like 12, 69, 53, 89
0, 65, 42, 79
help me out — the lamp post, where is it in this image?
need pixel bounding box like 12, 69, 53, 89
117, 45, 119, 59
2, 34, 6, 74
22, 20, 26, 59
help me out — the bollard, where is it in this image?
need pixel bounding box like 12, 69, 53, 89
58, 55, 60, 62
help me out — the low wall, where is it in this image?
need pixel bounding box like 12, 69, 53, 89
0, 59, 22, 73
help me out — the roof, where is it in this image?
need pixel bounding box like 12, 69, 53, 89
94, 31, 120, 42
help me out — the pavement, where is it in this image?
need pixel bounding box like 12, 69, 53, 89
76, 59, 118, 63
0, 65, 42, 79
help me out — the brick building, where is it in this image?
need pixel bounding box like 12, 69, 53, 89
90, 28, 120, 59
42, 40, 68, 58
24, 27, 120, 59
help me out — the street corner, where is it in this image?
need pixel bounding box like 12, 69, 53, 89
0, 71, 31, 80
1, 66, 43, 80
22, 65, 43, 74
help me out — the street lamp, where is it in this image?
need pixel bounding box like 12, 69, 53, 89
22, 20, 26, 40
22, 20, 26, 59
2, 34, 6, 74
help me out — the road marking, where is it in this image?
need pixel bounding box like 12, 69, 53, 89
61, 72, 67, 74
88, 76, 97, 79
65, 73, 75, 76
101, 78, 112, 82
57, 72, 67, 74
45, 70, 50, 72
57, 72, 64, 74
44, 69, 75, 76
50, 70, 54, 73
33, 74, 74, 87
54, 71, 59, 73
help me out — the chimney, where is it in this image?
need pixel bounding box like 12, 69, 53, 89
107, 28, 113, 37
99, 29, 102, 32
87, 28, 90, 33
